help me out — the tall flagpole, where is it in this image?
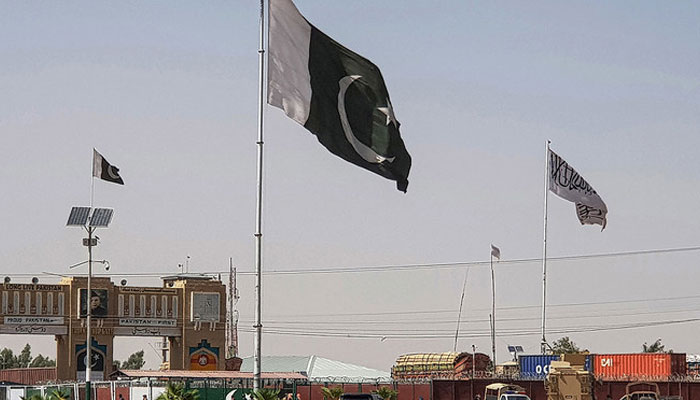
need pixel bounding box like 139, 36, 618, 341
540, 140, 551, 354
490, 252, 496, 365
253, 0, 266, 392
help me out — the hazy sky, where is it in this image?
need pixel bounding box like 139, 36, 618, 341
1, 1, 699, 372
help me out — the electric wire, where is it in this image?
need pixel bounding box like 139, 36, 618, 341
10, 244, 699, 278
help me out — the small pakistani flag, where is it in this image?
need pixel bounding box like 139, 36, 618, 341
490, 244, 501, 260
92, 149, 124, 185
268, 0, 412, 192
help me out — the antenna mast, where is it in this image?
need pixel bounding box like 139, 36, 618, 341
226, 258, 240, 358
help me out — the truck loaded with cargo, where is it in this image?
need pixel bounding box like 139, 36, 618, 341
391, 352, 491, 380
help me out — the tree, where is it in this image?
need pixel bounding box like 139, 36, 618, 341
0, 348, 16, 369
642, 339, 671, 353
321, 387, 344, 400
29, 355, 56, 368
252, 389, 280, 400
550, 337, 583, 354
0, 344, 55, 369
116, 350, 146, 370
17, 344, 33, 368
47, 389, 71, 400
374, 388, 397, 400
157, 383, 200, 400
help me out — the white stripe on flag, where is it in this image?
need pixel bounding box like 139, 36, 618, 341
92, 149, 103, 178
268, 0, 312, 125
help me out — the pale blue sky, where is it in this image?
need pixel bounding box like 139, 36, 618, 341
1, 1, 699, 370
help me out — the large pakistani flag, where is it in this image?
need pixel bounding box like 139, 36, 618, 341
268, 0, 412, 192
548, 149, 608, 229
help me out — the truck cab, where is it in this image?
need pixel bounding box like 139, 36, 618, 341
484, 383, 531, 400
618, 382, 660, 400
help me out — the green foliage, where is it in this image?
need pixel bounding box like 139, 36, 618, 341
47, 389, 71, 400
550, 337, 583, 354
118, 350, 146, 370
252, 389, 281, 400
0, 344, 55, 369
157, 383, 200, 400
21, 394, 46, 400
642, 338, 671, 353
29, 355, 56, 368
374, 387, 397, 400
18, 344, 32, 368
321, 387, 344, 400
0, 348, 15, 369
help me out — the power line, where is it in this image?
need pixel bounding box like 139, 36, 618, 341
235, 317, 700, 340
10, 244, 699, 279
249, 306, 700, 326
252, 293, 700, 320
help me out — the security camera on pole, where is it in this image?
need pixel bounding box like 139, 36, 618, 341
66, 149, 124, 400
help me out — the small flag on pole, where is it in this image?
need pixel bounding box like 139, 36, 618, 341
548, 149, 607, 229
92, 149, 124, 185
490, 244, 501, 260
267, 0, 412, 192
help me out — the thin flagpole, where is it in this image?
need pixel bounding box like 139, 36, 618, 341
490, 252, 496, 365
90, 150, 95, 209
453, 268, 469, 352
86, 150, 94, 400
253, 0, 266, 392
541, 140, 551, 354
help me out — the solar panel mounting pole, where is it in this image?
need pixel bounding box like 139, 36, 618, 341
85, 224, 94, 400
86, 173, 94, 400
253, 0, 266, 392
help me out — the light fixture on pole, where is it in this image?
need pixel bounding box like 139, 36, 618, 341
66, 206, 113, 400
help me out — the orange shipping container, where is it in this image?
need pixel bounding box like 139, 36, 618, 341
591, 353, 686, 379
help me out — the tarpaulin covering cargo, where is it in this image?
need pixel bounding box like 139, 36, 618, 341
392, 352, 490, 379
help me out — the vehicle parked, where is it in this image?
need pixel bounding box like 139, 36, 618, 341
484, 383, 531, 400
618, 382, 660, 400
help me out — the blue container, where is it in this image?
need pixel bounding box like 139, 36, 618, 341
519, 355, 561, 378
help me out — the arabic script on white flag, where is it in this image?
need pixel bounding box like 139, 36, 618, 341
548, 149, 608, 229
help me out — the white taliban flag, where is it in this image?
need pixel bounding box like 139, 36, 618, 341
548, 149, 608, 229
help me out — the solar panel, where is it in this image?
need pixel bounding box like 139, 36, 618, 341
508, 346, 516, 352
67, 207, 91, 226
89, 208, 113, 227
515, 346, 524, 352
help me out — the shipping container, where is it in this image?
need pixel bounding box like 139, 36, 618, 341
591, 353, 687, 379
518, 355, 560, 378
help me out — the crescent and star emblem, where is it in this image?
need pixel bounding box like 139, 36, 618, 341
107, 166, 121, 180
337, 75, 397, 164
